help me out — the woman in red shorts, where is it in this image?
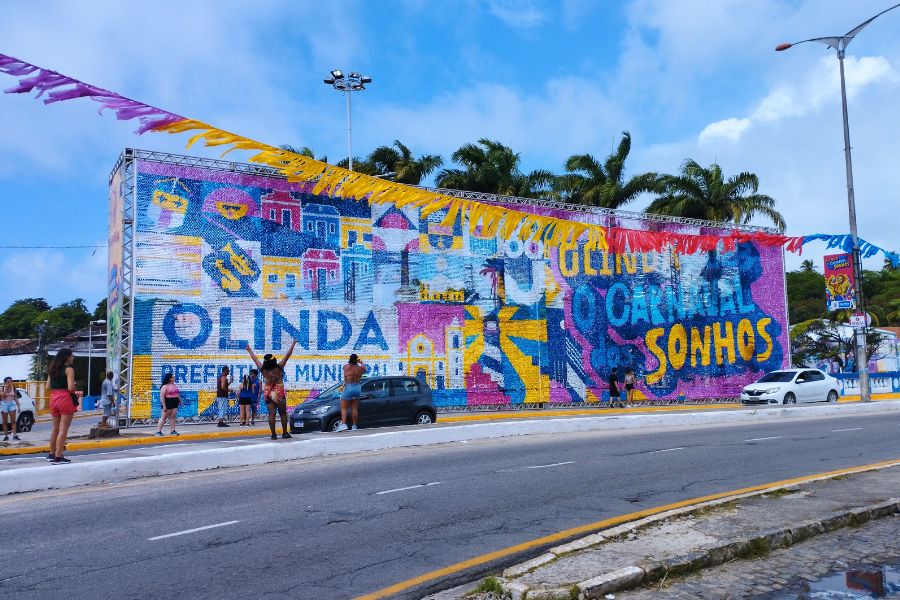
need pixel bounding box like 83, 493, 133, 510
46, 348, 77, 464
245, 339, 296, 440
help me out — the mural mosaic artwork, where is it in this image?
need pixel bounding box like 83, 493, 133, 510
115, 157, 789, 418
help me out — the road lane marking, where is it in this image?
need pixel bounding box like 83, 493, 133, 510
375, 482, 442, 495
649, 447, 684, 453
148, 520, 239, 541
745, 436, 783, 442
832, 427, 863, 432
355, 457, 900, 600
526, 461, 575, 469
498, 461, 575, 473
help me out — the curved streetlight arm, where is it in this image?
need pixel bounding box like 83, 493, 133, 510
776, 2, 900, 55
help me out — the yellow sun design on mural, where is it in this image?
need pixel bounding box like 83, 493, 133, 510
464, 304, 549, 404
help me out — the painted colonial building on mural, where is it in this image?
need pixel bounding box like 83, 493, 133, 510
108, 150, 790, 419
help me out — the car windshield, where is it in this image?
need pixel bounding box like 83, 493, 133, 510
756, 371, 796, 383
312, 383, 343, 401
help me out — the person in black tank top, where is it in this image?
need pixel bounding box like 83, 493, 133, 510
46, 348, 77, 464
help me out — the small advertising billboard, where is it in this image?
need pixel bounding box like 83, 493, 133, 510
824, 253, 857, 311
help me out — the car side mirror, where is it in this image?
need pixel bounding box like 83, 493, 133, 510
796, 378, 806, 384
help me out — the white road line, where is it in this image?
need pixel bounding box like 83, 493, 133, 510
148, 520, 240, 541
745, 436, 783, 442
525, 461, 575, 470
498, 461, 575, 473
375, 482, 443, 495
832, 427, 863, 432
649, 447, 685, 453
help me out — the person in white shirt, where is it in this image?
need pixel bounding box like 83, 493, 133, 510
99, 371, 116, 428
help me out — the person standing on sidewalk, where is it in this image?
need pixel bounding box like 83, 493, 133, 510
99, 371, 116, 428
608, 367, 621, 408
216, 367, 231, 427
245, 340, 296, 440
46, 348, 77, 464
624, 368, 636, 407
156, 373, 181, 437
238, 371, 260, 427
338, 354, 366, 432
1, 376, 19, 441
248, 368, 261, 425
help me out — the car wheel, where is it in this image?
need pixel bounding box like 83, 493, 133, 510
783, 392, 796, 405
17, 413, 34, 432
326, 416, 344, 432
827, 390, 838, 403
413, 410, 434, 425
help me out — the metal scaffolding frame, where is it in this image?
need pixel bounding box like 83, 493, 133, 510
108, 149, 138, 426
109, 149, 775, 422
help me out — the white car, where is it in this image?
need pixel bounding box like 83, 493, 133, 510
741, 369, 840, 406
13, 388, 37, 432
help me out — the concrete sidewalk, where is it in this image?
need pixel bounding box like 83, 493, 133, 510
2, 401, 747, 456
3, 396, 897, 457
437, 461, 900, 600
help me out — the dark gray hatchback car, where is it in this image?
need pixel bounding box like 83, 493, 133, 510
290, 376, 437, 433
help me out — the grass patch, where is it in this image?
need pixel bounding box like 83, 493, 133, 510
469, 576, 506, 597
689, 499, 740, 518
735, 537, 770, 560
762, 487, 800, 499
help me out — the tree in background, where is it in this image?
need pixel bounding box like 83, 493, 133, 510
555, 131, 660, 209
0, 298, 51, 338
799, 259, 817, 273
0, 298, 93, 340
647, 159, 786, 232
367, 140, 443, 185
436, 139, 554, 199
791, 319, 886, 371
279, 144, 327, 162
93, 299, 106, 321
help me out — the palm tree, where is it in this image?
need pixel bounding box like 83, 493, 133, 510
279, 144, 327, 162
647, 159, 786, 231
800, 259, 816, 273
555, 132, 660, 209
435, 138, 553, 199
367, 140, 443, 185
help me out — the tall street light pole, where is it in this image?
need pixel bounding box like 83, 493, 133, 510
776, 2, 900, 403
323, 70, 372, 172
87, 319, 106, 400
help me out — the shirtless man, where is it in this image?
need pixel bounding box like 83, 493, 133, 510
246, 340, 296, 440
338, 354, 365, 432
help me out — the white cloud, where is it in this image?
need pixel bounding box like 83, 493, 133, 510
486, 0, 547, 30
0, 245, 106, 310
698, 118, 751, 144
698, 55, 893, 145
365, 77, 633, 171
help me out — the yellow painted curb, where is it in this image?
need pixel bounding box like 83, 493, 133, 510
839, 392, 900, 402
355, 457, 900, 599
0, 426, 274, 456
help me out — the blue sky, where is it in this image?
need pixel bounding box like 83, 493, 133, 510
1, 0, 899, 313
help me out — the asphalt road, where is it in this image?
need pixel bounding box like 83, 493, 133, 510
2, 411, 899, 600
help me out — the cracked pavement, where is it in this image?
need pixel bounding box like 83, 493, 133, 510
1, 411, 898, 599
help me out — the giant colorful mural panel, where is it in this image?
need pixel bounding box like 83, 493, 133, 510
118, 155, 789, 416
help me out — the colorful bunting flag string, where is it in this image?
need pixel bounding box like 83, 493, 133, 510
1, 52, 895, 265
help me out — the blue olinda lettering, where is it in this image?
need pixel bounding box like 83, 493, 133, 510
162, 304, 388, 352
